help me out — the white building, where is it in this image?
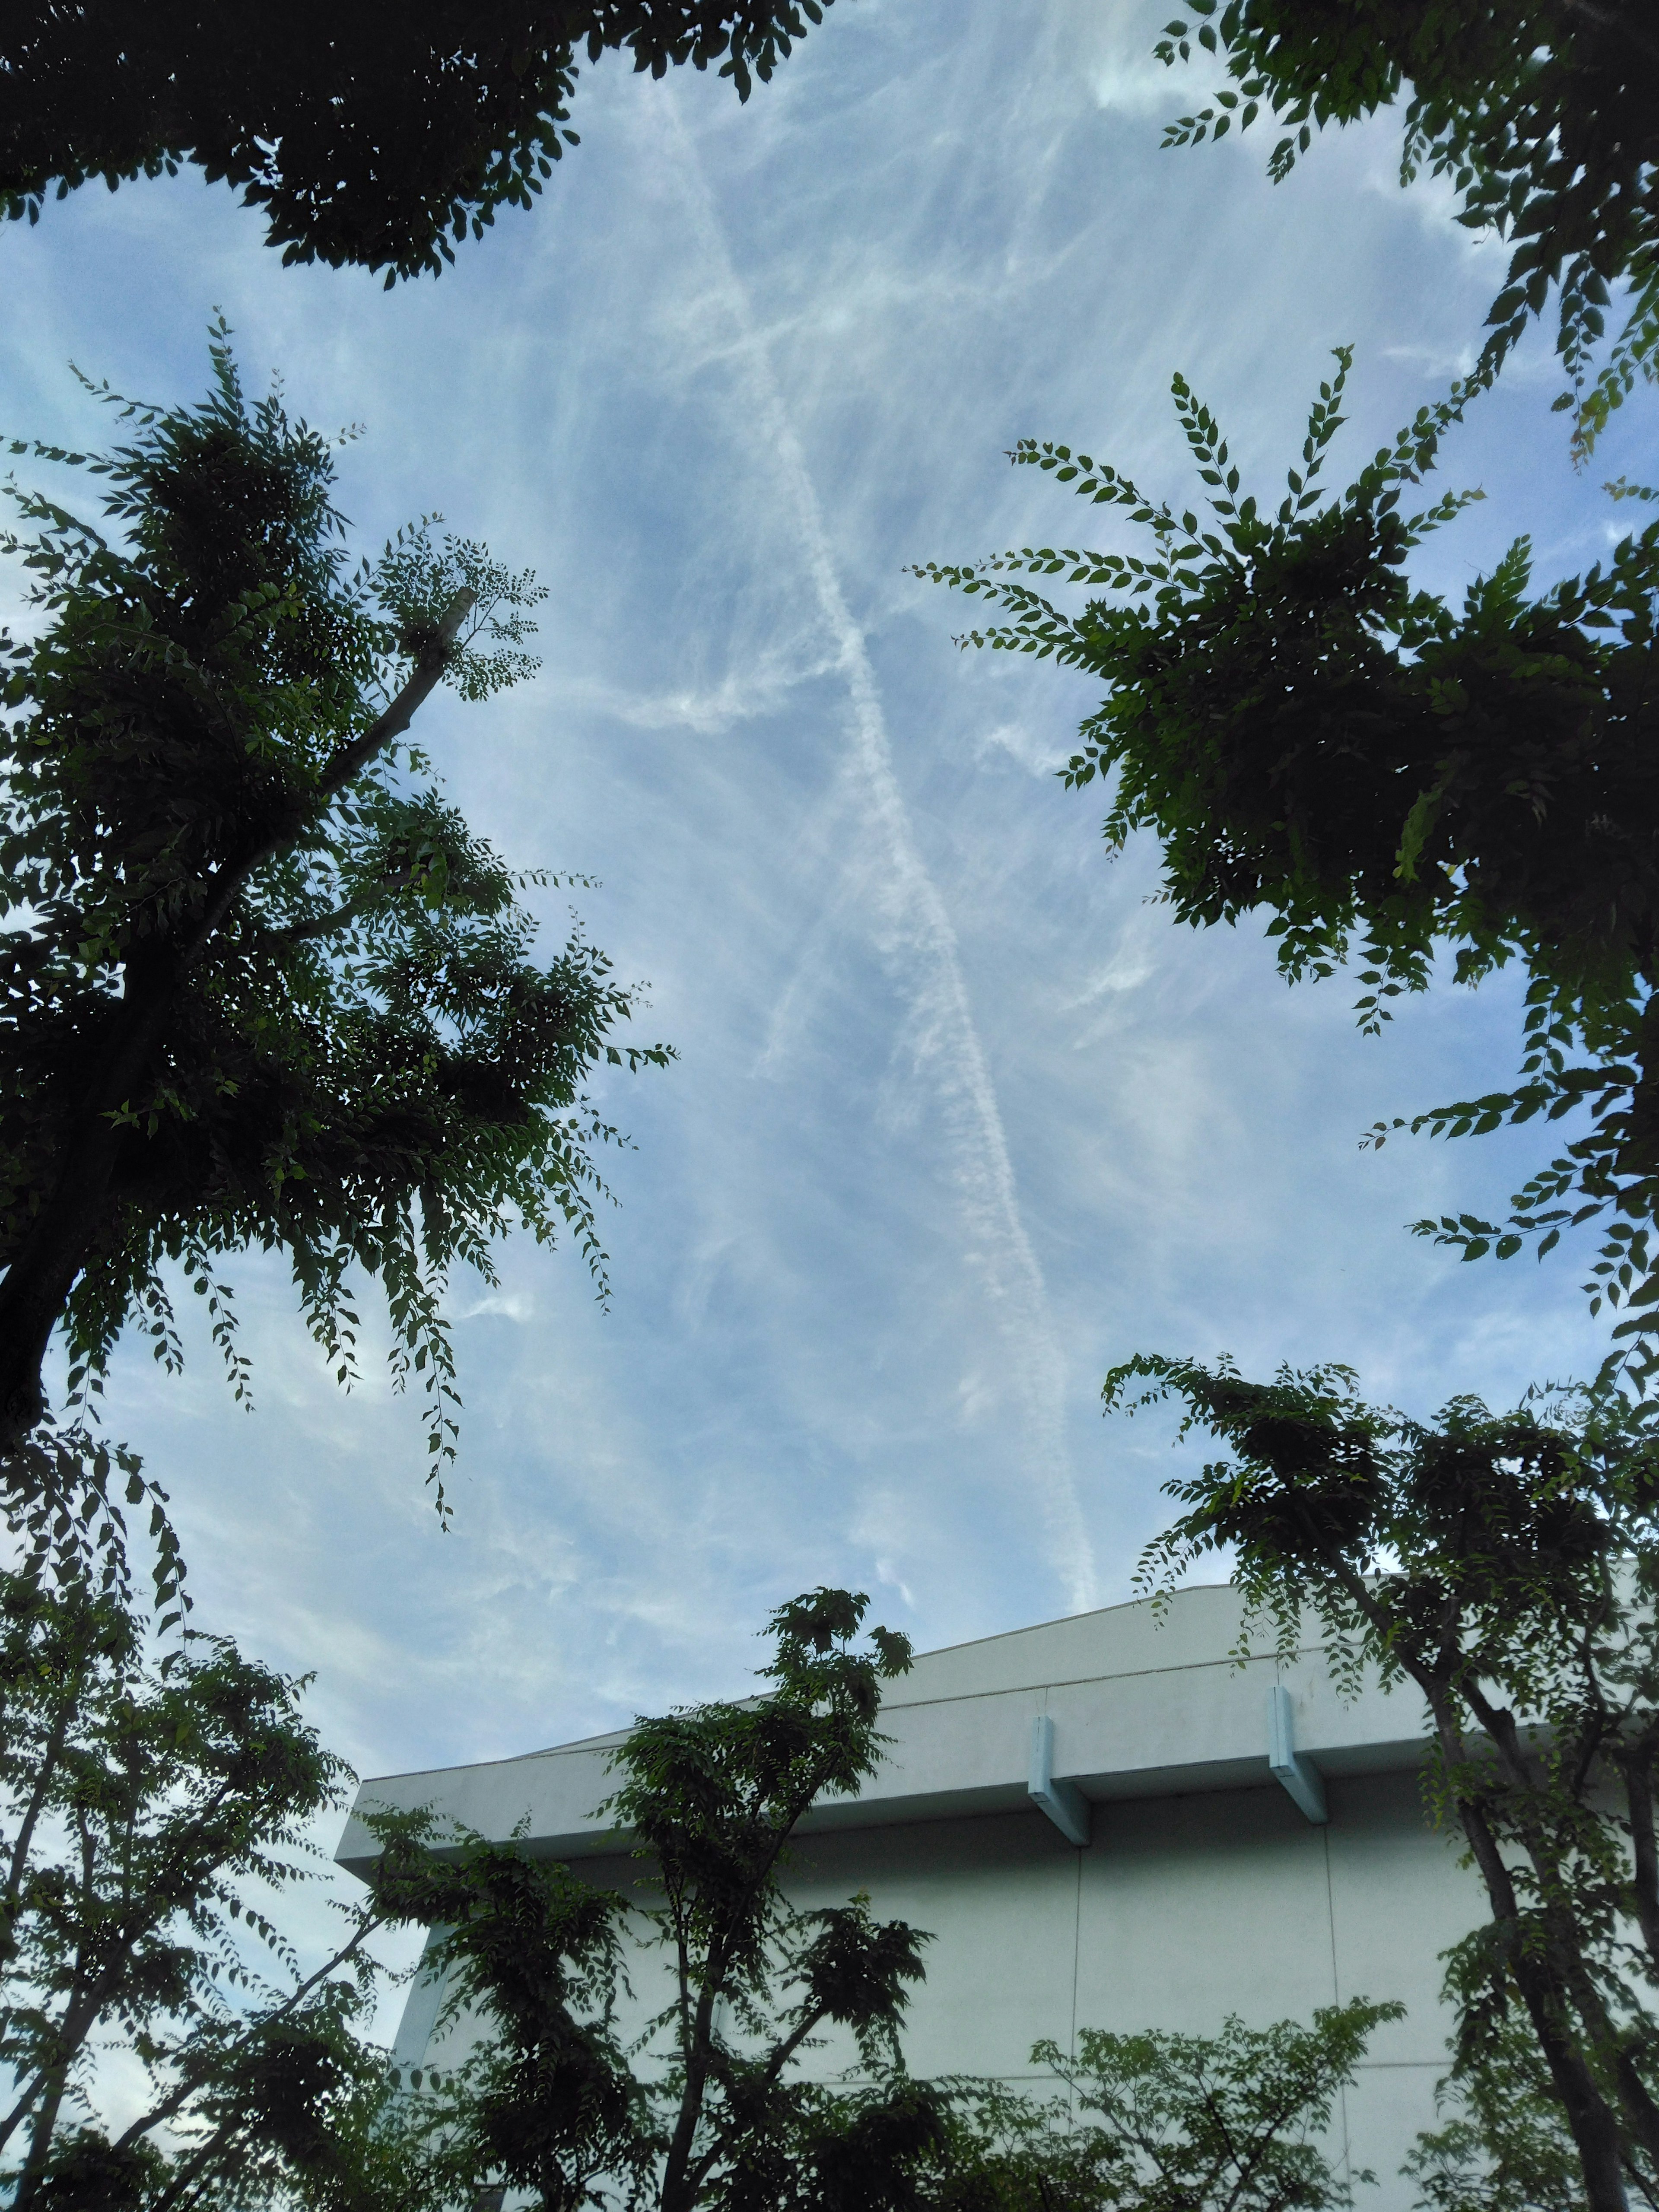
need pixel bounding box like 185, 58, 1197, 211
338, 1584, 1486, 2209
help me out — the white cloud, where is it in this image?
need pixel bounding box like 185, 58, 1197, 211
653, 93, 1099, 1613
977, 719, 1071, 776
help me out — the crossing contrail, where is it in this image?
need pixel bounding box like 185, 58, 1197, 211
656, 98, 1098, 1614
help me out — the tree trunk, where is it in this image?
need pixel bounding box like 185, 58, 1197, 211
13, 2058, 69, 2212
0, 965, 175, 1455
1436, 1720, 1632, 2212
660, 1979, 718, 2212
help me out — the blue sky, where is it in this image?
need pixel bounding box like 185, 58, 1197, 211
2, 0, 1646, 1840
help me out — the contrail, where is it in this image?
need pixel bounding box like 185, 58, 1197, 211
658, 99, 1098, 1613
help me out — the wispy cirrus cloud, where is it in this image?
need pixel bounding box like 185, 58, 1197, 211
655, 94, 1097, 1611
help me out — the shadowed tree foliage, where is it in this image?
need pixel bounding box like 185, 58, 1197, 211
647, 1995, 1404, 2212
0, 3, 833, 284
671, 1999, 1402, 2212
603, 1586, 925, 2212
919, 349, 1659, 1386
0, 1564, 421, 2212
1150, 0, 1659, 454
359, 1587, 938, 2212
1112, 1350, 1659, 2212
374, 1842, 653, 2212
0, 326, 671, 1496
979, 2003, 1402, 2212
1404, 2012, 1587, 2212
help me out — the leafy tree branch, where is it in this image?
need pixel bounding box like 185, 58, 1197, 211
0, 327, 674, 1505
0, 3, 835, 283
1150, 0, 1657, 455
1112, 1350, 1659, 2210
919, 351, 1659, 1386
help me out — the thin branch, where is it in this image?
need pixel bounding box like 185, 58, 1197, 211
112, 1917, 378, 2152
177, 585, 475, 978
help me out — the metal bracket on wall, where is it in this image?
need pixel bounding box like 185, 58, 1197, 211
392, 1922, 451, 2071
1029, 1712, 1091, 1847
1268, 1685, 1328, 1824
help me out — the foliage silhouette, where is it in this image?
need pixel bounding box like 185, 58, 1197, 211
0, 3, 834, 284
1115, 1350, 1659, 2211
1152, 0, 1659, 454
920, 351, 1659, 1385
0, 327, 670, 1501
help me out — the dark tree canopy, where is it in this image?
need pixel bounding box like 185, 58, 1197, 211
359, 1588, 935, 2212
1111, 1351, 1659, 2212
1154, 0, 1659, 452
0, 328, 670, 1485
0, 2, 833, 283
919, 351, 1659, 1383
0, 1567, 399, 2212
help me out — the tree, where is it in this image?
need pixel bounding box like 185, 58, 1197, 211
1109, 1350, 1659, 2212
918, 350, 1659, 1384
1033, 2006, 1403, 2212
928, 2002, 1402, 2212
1403, 2012, 1586, 2212
0, 3, 833, 286
0, 326, 671, 1491
363, 1586, 938, 2212
369, 1840, 655, 2212
1149, 0, 1658, 456
9, 1572, 1404, 2212
0, 1561, 416, 2212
